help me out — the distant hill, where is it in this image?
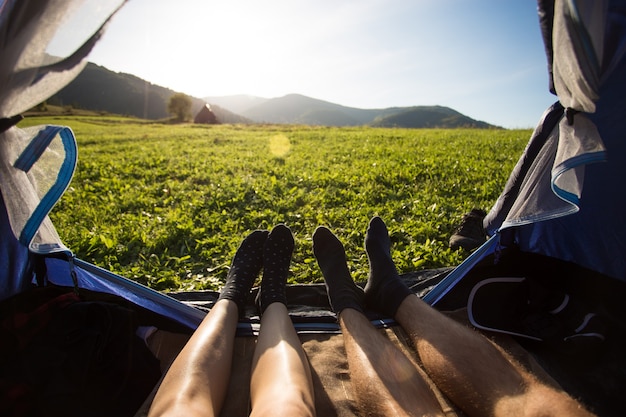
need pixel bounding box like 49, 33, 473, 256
204, 94, 269, 115
235, 94, 384, 126
49, 63, 196, 119
208, 93, 498, 128
49, 63, 499, 128
370, 106, 494, 129
49, 63, 251, 124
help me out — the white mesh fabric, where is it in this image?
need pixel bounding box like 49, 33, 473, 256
552, 114, 606, 202
552, 0, 606, 113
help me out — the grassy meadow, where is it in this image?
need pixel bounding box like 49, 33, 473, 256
20, 116, 531, 291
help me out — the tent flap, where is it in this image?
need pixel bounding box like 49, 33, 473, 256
0, 0, 127, 119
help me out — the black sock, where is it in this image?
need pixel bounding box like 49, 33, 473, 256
364, 217, 413, 317
313, 226, 364, 314
257, 224, 294, 314
218, 230, 268, 313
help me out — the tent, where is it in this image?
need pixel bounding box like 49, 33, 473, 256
0, 1, 624, 416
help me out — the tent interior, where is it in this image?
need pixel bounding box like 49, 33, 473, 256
1, 1, 625, 416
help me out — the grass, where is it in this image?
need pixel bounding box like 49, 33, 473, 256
19, 116, 530, 291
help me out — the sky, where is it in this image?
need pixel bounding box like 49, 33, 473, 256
60, 0, 557, 128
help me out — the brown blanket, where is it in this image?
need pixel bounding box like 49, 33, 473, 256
137, 309, 556, 417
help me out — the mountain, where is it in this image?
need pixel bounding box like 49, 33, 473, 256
207, 93, 399, 126
204, 95, 269, 115
49, 63, 499, 128
370, 106, 494, 129
207, 93, 498, 128
48, 63, 251, 124
49, 63, 197, 119
238, 94, 383, 126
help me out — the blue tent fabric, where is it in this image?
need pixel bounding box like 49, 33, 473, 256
482, 0, 626, 282
0, 191, 33, 300
43, 256, 206, 330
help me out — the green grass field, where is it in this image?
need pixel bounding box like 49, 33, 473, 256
20, 116, 531, 291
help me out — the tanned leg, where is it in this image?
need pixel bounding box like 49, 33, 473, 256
148, 230, 267, 417
250, 303, 316, 417
313, 225, 444, 417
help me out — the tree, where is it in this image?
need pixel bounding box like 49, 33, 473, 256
168, 93, 192, 122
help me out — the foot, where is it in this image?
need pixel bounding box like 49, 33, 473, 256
313, 226, 364, 314
363, 217, 413, 317
218, 230, 269, 314
257, 224, 294, 314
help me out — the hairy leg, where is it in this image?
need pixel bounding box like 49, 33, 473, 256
148, 299, 239, 417
395, 296, 595, 417
313, 225, 443, 417
250, 302, 316, 417
340, 308, 445, 417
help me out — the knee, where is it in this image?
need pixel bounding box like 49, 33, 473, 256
523, 385, 593, 417
495, 384, 593, 417
251, 400, 315, 417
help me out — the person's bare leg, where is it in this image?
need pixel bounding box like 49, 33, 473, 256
149, 230, 268, 417
250, 224, 316, 417
250, 303, 316, 417
148, 299, 238, 417
365, 216, 595, 417
313, 226, 443, 417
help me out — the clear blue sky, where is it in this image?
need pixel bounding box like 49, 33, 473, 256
84, 0, 556, 128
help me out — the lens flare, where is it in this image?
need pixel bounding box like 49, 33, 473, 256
269, 134, 291, 157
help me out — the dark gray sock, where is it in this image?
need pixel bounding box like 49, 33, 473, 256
257, 224, 294, 314
313, 226, 364, 314
218, 230, 268, 313
364, 217, 413, 317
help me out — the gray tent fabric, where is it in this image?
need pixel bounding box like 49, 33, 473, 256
0, 0, 127, 119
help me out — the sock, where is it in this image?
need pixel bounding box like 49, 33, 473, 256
313, 226, 364, 314
218, 230, 268, 313
257, 224, 294, 314
363, 216, 413, 317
